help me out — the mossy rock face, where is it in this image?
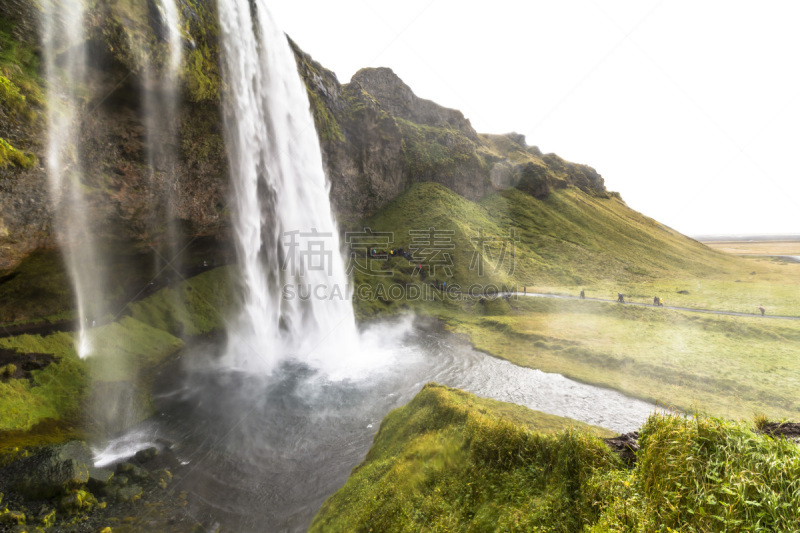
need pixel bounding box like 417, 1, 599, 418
134, 446, 158, 464
115, 484, 143, 503
11, 441, 93, 500
0, 136, 34, 169
38, 507, 56, 527
87, 467, 114, 492
0, 509, 25, 525
58, 488, 96, 514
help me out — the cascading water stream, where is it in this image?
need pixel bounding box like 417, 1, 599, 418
141, 0, 183, 273
40, 0, 106, 358
217, 0, 359, 373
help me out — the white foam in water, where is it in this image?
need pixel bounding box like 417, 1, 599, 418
92, 427, 160, 468
217, 0, 359, 374
310, 316, 417, 382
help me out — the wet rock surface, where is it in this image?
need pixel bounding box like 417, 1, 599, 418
760, 422, 800, 442
10, 441, 93, 500
0, 440, 209, 532
0, 349, 56, 383
603, 431, 640, 466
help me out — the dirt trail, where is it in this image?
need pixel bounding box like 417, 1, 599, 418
514, 292, 800, 321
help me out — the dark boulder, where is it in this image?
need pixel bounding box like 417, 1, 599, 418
759, 422, 800, 442
12, 441, 93, 499
603, 431, 640, 466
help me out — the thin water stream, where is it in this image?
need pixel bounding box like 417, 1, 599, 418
95, 321, 657, 532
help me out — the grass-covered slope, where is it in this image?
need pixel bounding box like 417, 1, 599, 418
310, 383, 617, 532
312, 384, 800, 532
358, 182, 741, 289
596, 414, 800, 531
0, 266, 232, 438
349, 181, 750, 321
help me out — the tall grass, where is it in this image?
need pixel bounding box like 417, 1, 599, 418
313, 385, 800, 532
310, 383, 619, 532
594, 413, 800, 531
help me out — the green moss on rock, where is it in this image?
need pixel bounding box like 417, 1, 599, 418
0, 18, 43, 120
398, 117, 479, 178
126, 265, 234, 336
181, 0, 222, 102
306, 86, 344, 142
0, 136, 35, 168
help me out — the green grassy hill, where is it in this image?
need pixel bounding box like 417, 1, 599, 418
311, 384, 800, 532
348, 181, 749, 319
361, 181, 741, 286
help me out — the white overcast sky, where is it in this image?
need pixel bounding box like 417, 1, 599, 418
271, 1, 800, 236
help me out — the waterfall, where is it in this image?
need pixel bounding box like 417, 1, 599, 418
142, 0, 183, 277
40, 0, 106, 358
216, 0, 359, 373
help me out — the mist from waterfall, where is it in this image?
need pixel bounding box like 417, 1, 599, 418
40, 0, 106, 358
216, 0, 359, 374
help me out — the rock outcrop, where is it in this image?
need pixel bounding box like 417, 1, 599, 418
0, 2, 612, 273
292, 46, 611, 220
351, 67, 478, 141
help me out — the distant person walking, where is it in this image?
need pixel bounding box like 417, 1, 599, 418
617, 293, 625, 303
759, 305, 765, 316
654, 296, 659, 305
658, 297, 664, 307
580, 289, 585, 299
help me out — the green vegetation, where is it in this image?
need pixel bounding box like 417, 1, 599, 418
181, 0, 222, 102
0, 317, 183, 434
0, 17, 42, 169
445, 296, 800, 421
290, 43, 345, 143
0, 19, 42, 131
1, 362, 17, 377
353, 182, 743, 295
398, 118, 483, 178
593, 413, 800, 531
0, 18, 42, 105
126, 265, 234, 336
310, 383, 615, 532
349, 181, 800, 421
0, 74, 28, 115
0, 266, 232, 435
0, 250, 76, 326
312, 384, 800, 531
0, 136, 34, 168
0, 332, 88, 431
307, 86, 344, 142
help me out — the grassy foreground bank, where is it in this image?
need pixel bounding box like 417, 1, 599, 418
311, 384, 800, 532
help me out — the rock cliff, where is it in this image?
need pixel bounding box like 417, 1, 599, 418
291, 43, 610, 221
0, 0, 611, 272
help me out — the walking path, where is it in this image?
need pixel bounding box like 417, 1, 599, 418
514, 292, 800, 321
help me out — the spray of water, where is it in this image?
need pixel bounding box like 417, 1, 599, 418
216, 0, 359, 373
40, 0, 106, 358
